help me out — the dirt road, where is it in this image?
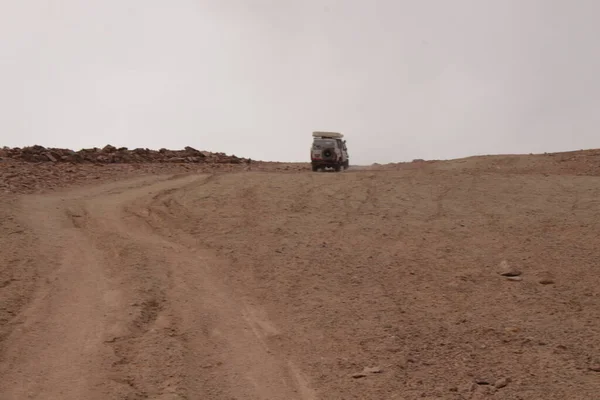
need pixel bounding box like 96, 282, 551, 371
1, 165, 599, 399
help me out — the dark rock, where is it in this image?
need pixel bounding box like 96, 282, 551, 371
184, 146, 200, 154
22, 145, 46, 154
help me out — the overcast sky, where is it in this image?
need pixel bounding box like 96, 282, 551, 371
1, 1, 599, 164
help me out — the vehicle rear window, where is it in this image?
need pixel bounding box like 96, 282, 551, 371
313, 139, 336, 148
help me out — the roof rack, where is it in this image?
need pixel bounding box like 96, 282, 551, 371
312, 131, 344, 139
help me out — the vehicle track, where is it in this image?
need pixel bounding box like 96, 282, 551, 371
0, 174, 315, 400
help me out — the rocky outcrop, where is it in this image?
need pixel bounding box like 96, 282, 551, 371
0, 145, 246, 164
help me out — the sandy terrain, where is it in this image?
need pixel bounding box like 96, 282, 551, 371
1, 150, 599, 399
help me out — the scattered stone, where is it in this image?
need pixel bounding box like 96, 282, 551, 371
475, 378, 491, 385
537, 271, 555, 285
364, 366, 382, 374
507, 276, 523, 282
589, 365, 600, 372
494, 377, 510, 388
351, 366, 383, 379
44, 152, 57, 162
539, 278, 555, 285
498, 260, 521, 277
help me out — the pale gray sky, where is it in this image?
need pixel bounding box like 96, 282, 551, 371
1, 1, 599, 164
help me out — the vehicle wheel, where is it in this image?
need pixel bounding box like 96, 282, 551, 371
334, 164, 341, 172
312, 164, 318, 172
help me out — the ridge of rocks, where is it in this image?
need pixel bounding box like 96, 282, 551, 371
0, 144, 247, 164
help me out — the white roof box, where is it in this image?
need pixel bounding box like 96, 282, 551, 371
312, 131, 344, 139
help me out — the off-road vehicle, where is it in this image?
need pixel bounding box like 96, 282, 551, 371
310, 131, 349, 172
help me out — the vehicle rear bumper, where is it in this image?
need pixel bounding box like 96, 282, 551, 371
311, 160, 340, 167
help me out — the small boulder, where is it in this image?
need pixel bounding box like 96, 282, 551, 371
498, 260, 521, 277
494, 377, 510, 389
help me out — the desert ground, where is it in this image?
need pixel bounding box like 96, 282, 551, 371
0, 146, 599, 400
